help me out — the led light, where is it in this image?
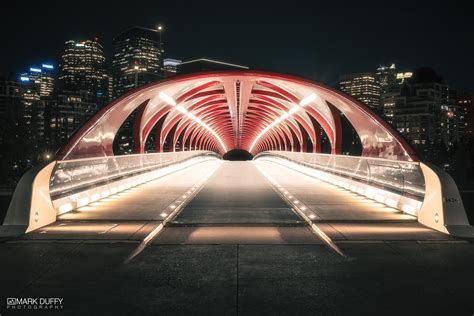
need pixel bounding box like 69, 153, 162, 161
159, 92, 176, 106
301, 206, 307, 211
170, 205, 176, 209
385, 198, 398, 208
59, 203, 73, 214
182, 195, 187, 198
34, 212, 39, 222
177, 105, 188, 114
401, 204, 416, 215
434, 213, 439, 223
77, 197, 90, 207
374, 194, 385, 203
289, 106, 299, 114
294, 200, 299, 204
309, 214, 316, 219
299, 93, 317, 107
160, 212, 168, 218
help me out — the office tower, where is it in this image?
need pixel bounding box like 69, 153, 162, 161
19, 64, 55, 97
339, 73, 381, 112
58, 39, 108, 104
41, 91, 99, 146
112, 27, 164, 97
457, 93, 473, 137
163, 58, 182, 77
393, 68, 464, 158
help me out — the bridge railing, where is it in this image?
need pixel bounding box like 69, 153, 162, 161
255, 151, 425, 200
1, 151, 219, 235
50, 151, 219, 200
255, 151, 472, 237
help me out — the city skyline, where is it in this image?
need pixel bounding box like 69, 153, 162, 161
1, 0, 473, 90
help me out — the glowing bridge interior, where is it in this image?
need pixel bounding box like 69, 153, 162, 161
58, 71, 417, 160
2, 71, 472, 241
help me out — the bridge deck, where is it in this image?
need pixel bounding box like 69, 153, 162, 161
172, 161, 302, 225
4, 159, 472, 315
26, 160, 451, 242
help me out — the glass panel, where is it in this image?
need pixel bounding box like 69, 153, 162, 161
255, 151, 425, 199
50, 151, 219, 197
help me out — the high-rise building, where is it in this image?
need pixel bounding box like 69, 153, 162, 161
58, 39, 108, 104
339, 73, 381, 112
393, 68, 464, 158
0, 75, 22, 133
376, 64, 397, 94
375, 64, 415, 122
41, 91, 99, 146
112, 27, 164, 98
163, 58, 182, 77
395, 71, 413, 85
19, 64, 55, 97
0, 75, 38, 182
457, 93, 473, 137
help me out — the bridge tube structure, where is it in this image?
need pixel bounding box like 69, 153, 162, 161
0, 71, 472, 237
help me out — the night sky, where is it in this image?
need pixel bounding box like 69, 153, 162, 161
1, 0, 472, 90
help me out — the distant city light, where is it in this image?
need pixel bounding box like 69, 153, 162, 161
42, 64, 54, 69
30, 67, 41, 73
20, 76, 30, 82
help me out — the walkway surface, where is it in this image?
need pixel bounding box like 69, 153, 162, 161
1, 159, 473, 315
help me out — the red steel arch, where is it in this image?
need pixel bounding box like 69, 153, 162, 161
57, 71, 419, 162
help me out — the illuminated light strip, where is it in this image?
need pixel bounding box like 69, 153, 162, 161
299, 93, 317, 107
249, 94, 317, 152
160, 92, 227, 152
159, 91, 177, 106
55, 156, 218, 214
254, 161, 345, 257
124, 160, 223, 263
258, 156, 421, 216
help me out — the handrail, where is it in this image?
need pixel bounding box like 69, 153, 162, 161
50, 151, 220, 199
254, 151, 425, 200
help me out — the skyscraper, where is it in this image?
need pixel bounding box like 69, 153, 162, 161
112, 27, 164, 98
163, 58, 182, 77
339, 73, 381, 112
41, 91, 99, 146
376, 64, 397, 94
19, 64, 55, 97
457, 93, 473, 137
393, 68, 464, 159
58, 39, 108, 103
